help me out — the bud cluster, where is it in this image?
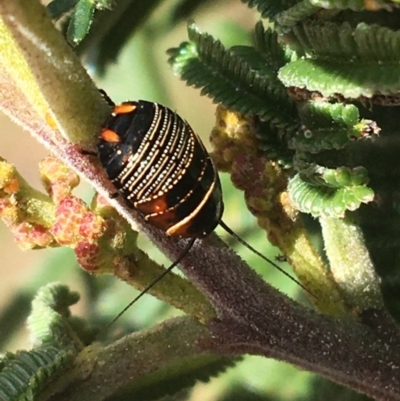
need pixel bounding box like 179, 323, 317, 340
0, 156, 138, 273
210, 106, 296, 246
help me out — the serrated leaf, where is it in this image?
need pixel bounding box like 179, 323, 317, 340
288, 101, 377, 153
28, 283, 94, 350
292, 22, 400, 62
0, 347, 74, 401
298, 100, 360, 127
276, 0, 320, 28
299, 165, 369, 188
229, 46, 283, 83
253, 22, 293, 70
289, 126, 352, 153
280, 23, 400, 98
168, 22, 298, 131
254, 120, 295, 167
288, 172, 374, 217
279, 58, 400, 98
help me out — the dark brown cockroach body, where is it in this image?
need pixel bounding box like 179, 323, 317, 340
98, 100, 314, 326
98, 101, 223, 239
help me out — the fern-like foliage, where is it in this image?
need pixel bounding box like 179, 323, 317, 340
168, 19, 381, 218
276, 0, 321, 28
290, 101, 379, 153
244, 0, 392, 26
167, 2, 400, 319
289, 166, 374, 217
166, 1, 400, 225
280, 23, 400, 98
28, 283, 96, 349
168, 22, 299, 133
0, 283, 93, 401
0, 347, 74, 401
253, 21, 297, 68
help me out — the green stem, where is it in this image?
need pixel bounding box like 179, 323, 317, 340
320, 214, 384, 312
0, 0, 109, 147
277, 224, 347, 315
41, 317, 231, 401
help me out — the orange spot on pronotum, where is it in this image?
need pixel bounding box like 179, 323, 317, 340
101, 129, 121, 143
114, 104, 137, 115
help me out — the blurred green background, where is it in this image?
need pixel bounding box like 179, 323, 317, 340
0, 0, 367, 400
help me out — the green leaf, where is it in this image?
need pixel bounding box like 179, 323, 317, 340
0, 284, 93, 400
289, 126, 352, 153
49, 317, 237, 401
276, 0, 320, 28
280, 23, 400, 98
168, 22, 298, 131
298, 101, 360, 127
288, 101, 379, 153
279, 58, 400, 98
300, 165, 370, 187
288, 170, 374, 217
67, 0, 95, 45
48, 0, 113, 42
253, 21, 294, 70
27, 283, 95, 349
229, 45, 283, 84
291, 22, 400, 62
0, 347, 75, 401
